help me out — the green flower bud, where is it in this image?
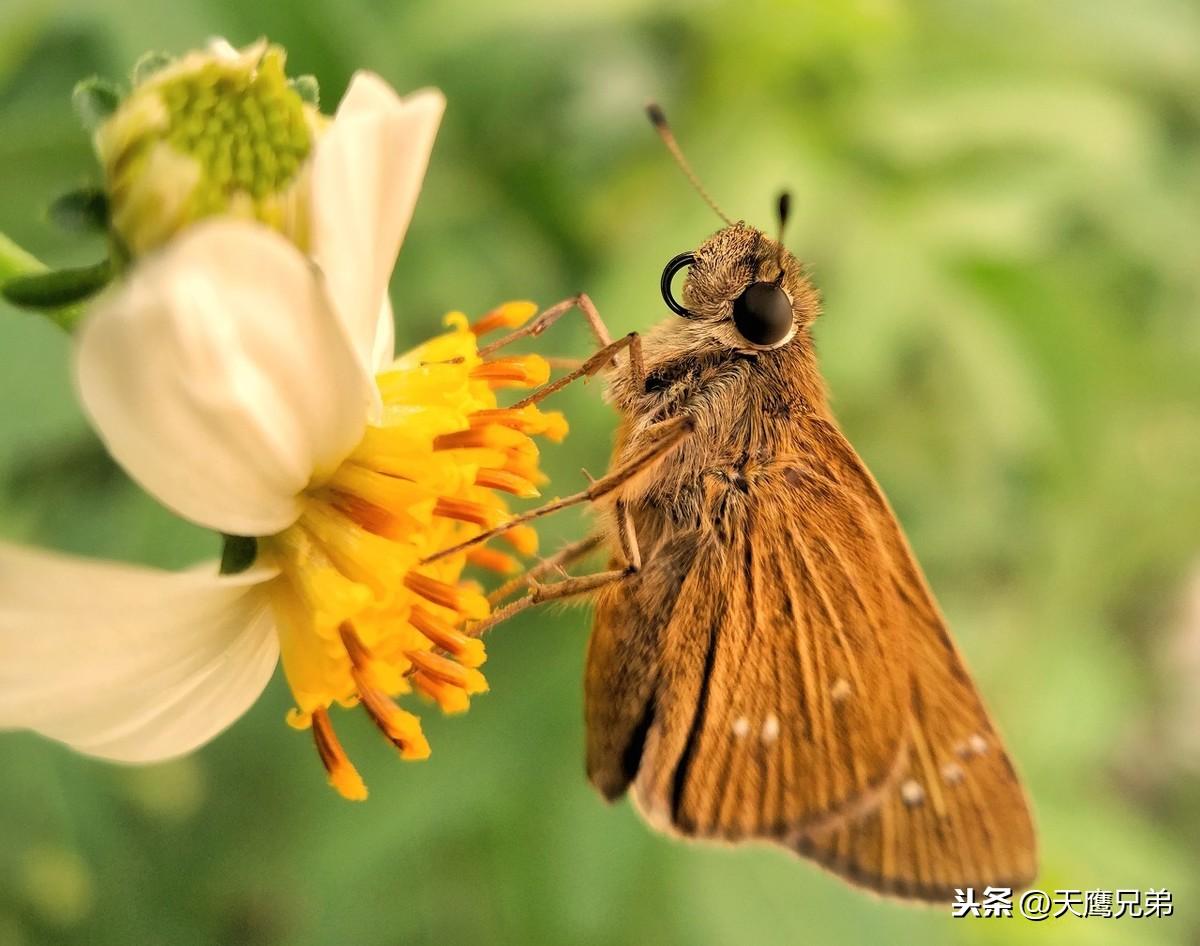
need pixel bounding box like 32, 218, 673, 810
94, 39, 321, 257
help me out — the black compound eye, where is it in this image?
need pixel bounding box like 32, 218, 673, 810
732, 281, 793, 346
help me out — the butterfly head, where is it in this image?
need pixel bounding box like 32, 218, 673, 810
659, 220, 817, 352
646, 105, 818, 352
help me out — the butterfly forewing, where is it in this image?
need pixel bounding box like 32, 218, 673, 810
585, 411, 1036, 899
587, 449, 913, 840
793, 654, 1037, 900
790, 425, 1038, 898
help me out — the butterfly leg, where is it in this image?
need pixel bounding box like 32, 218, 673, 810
424, 413, 691, 565
478, 293, 645, 401
487, 533, 605, 606
512, 331, 644, 409
480, 293, 611, 354
468, 500, 642, 637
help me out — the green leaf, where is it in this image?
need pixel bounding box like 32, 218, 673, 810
47, 187, 109, 233
289, 75, 320, 107
71, 77, 120, 132
131, 51, 173, 86
0, 232, 44, 284
2, 259, 112, 310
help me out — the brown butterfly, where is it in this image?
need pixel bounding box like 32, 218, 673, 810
432, 105, 1037, 902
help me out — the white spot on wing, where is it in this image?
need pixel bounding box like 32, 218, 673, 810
899, 779, 925, 807
732, 716, 750, 738
956, 733, 990, 758
941, 761, 964, 785
830, 678, 851, 702
761, 714, 780, 743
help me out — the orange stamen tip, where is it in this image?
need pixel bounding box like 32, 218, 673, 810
458, 638, 487, 669
407, 649, 490, 694
433, 424, 528, 452
501, 450, 542, 482
311, 708, 368, 801
470, 355, 551, 388
404, 571, 490, 620
470, 300, 538, 336
468, 407, 542, 434
330, 767, 369, 801
542, 410, 569, 443
467, 670, 489, 694
413, 671, 472, 714
355, 680, 430, 759
401, 735, 432, 761
434, 496, 501, 528
475, 468, 539, 497
467, 546, 521, 575
457, 587, 490, 621
503, 524, 539, 557
410, 604, 490, 666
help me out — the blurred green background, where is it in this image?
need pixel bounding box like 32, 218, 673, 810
1, 0, 1199, 943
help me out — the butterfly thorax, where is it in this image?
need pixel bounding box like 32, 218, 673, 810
606, 325, 831, 546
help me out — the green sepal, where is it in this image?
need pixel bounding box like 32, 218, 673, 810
72, 77, 121, 132
2, 259, 113, 310
220, 535, 259, 574
132, 51, 174, 86
288, 75, 319, 107
48, 187, 110, 233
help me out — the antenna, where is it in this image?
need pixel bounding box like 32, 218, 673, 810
645, 102, 732, 226
774, 190, 791, 280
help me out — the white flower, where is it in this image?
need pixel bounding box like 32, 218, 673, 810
0, 72, 563, 799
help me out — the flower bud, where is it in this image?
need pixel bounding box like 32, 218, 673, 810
95, 40, 320, 256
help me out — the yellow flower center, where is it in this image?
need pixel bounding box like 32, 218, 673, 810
260, 302, 564, 799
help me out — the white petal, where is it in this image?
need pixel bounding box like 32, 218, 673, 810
0, 543, 280, 763
373, 297, 396, 372
76, 220, 375, 537
312, 76, 444, 366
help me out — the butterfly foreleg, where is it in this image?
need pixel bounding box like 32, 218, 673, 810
480, 293, 613, 356
512, 331, 644, 409
479, 294, 645, 404
423, 414, 691, 565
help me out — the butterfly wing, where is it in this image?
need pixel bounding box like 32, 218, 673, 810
794, 704, 1037, 901
791, 421, 1038, 899
585, 415, 1036, 898
586, 442, 913, 840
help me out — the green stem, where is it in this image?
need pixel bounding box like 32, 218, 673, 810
0, 232, 85, 332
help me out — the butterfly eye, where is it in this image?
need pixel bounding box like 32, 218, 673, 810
731, 281, 793, 347
660, 252, 696, 318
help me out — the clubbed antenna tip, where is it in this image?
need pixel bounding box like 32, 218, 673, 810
644, 101, 732, 226
774, 190, 792, 279
645, 102, 668, 129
